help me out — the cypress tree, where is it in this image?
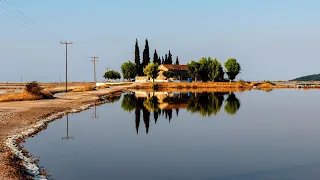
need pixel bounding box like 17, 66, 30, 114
142, 39, 150, 69
153, 49, 159, 64
162, 56, 165, 64
168, 50, 173, 64
175, 56, 179, 65
158, 57, 161, 64
134, 39, 141, 75
165, 54, 168, 64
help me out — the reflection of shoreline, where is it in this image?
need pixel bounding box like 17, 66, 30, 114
121, 92, 241, 135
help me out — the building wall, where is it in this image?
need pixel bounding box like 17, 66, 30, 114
157, 65, 169, 80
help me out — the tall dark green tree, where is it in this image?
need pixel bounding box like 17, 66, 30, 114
135, 39, 142, 75
165, 54, 168, 64
168, 50, 173, 64
162, 56, 165, 64
153, 49, 159, 64
175, 56, 179, 65
158, 57, 161, 64
142, 39, 150, 70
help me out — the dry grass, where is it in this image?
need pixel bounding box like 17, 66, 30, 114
71, 85, 97, 92
0, 92, 41, 102
0, 82, 54, 102
96, 84, 110, 89
0, 90, 53, 102
2, 151, 32, 180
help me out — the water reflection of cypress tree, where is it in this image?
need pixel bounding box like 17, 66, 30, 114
143, 107, 150, 134
224, 93, 241, 115
154, 111, 159, 124
165, 109, 173, 122
121, 93, 136, 112
175, 108, 179, 117
135, 103, 141, 134
187, 92, 225, 117
135, 98, 141, 135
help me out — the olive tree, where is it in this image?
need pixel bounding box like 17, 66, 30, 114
103, 70, 121, 80
121, 61, 136, 80
224, 58, 241, 81
143, 63, 160, 82
211, 58, 224, 81
187, 61, 200, 82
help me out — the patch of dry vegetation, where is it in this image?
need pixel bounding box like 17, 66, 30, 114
0, 82, 53, 102
96, 84, 110, 89
2, 151, 32, 180
71, 85, 97, 92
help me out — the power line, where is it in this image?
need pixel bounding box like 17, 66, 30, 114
0, 3, 57, 40
3, 0, 62, 40
0, 10, 53, 40
0, 0, 7, 28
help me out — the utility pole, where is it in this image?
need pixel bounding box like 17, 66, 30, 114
91, 56, 98, 84
60, 41, 73, 92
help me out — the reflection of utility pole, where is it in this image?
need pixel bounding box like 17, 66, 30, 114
92, 103, 99, 119
60, 41, 73, 93
62, 114, 74, 140
91, 56, 98, 84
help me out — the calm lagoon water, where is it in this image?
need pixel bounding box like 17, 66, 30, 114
23, 90, 320, 180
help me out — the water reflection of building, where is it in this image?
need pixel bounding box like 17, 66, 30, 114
122, 92, 241, 135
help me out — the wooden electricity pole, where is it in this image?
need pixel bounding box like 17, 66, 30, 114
60, 41, 73, 92
91, 56, 98, 84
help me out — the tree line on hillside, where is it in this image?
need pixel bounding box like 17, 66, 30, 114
292, 73, 320, 81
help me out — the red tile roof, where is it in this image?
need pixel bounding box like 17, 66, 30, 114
162, 64, 188, 71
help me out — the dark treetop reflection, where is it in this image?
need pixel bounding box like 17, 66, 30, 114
120, 92, 241, 134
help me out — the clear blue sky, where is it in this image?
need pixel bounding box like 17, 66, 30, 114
0, 0, 319, 82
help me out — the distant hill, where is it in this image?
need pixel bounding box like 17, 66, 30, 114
292, 74, 320, 81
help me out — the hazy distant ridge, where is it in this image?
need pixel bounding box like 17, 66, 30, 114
292, 73, 320, 81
